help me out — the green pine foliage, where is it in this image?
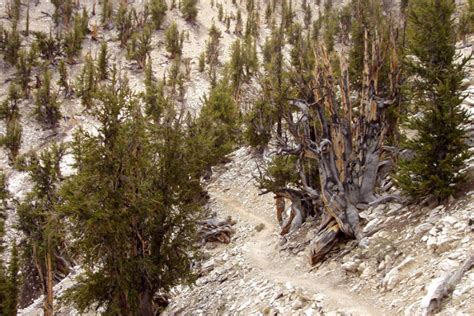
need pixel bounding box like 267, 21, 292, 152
243, 99, 273, 150
33, 31, 62, 62
458, 0, 474, 40
227, 37, 258, 97
116, 3, 133, 47
165, 22, 183, 59
181, 0, 198, 22
150, 0, 168, 29
60, 73, 205, 315
0, 84, 22, 161
34, 69, 61, 129
0, 171, 17, 316
97, 41, 109, 81
395, 0, 472, 201
198, 51, 206, 72
348, 0, 387, 87
195, 81, 241, 168
3, 242, 19, 316
0, 84, 21, 123
257, 155, 300, 192
57, 59, 70, 96
101, 0, 113, 26
142, 61, 169, 123
3, 25, 21, 66
15, 47, 38, 97
127, 25, 153, 68
17, 146, 68, 315
206, 23, 221, 77
76, 55, 97, 109
0, 170, 7, 313
51, 0, 74, 26
1, 119, 22, 162
63, 11, 89, 62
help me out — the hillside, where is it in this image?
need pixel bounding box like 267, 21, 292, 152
0, 0, 472, 315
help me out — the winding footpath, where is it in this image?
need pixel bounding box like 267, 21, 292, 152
211, 190, 386, 315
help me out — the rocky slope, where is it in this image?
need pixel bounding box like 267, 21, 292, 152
1, 0, 473, 315
164, 37, 474, 316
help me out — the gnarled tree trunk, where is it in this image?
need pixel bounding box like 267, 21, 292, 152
268, 28, 400, 264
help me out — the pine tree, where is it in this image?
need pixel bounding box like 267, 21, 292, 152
195, 80, 241, 169
116, 3, 133, 47
348, 0, 387, 87
198, 51, 205, 72
3, 242, 19, 316
181, 0, 198, 22
235, 9, 243, 35
395, 0, 472, 201
0, 170, 8, 314
3, 25, 21, 66
60, 73, 205, 315
101, 0, 113, 26
63, 11, 88, 62
150, 0, 167, 29
35, 69, 61, 129
142, 61, 169, 123
57, 59, 70, 96
127, 25, 153, 68
76, 55, 97, 109
97, 41, 109, 80
15, 47, 38, 97
228, 39, 243, 95
244, 99, 273, 151
33, 31, 61, 62
51, 0, 73, 26
206, 24, 221, 78
165, 22, 183, 59
458, 0, 474, 41
17, 148, 68, 316
0, 84, 22, 161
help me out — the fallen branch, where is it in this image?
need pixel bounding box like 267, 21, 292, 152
198, 217, 236, 244
420, 255, 474, 316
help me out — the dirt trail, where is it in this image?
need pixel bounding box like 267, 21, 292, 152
212, 191, 387, 316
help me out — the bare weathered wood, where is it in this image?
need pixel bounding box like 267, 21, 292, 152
309, 218, 340, 265
420, 255, 474, 316
275, 195, 285, 225
198, 217, 236, 244
257, 25, 400, 265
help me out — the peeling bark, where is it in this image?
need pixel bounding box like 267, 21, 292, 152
268, 27, 401, 264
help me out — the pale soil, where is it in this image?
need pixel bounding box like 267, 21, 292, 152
211, 190, 386, 315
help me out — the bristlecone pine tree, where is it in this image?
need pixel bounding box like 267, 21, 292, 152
395, 0, 471, 201
165, 22, 183, 59
34, 69, 61, 129
0, 170, 9, 313
256, 22, 401, 264
181, 0, 198, 22
17, 146, 69, 316
0, 171, 19, 315
60, 72, 205, 315
150, 0, 167, 29
0, 84, 22, 161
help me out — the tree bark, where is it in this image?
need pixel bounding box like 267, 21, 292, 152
139, 289, 154, 316
44, 241, 53, 316
271, 27, 400, 264
275, 195, 285, 225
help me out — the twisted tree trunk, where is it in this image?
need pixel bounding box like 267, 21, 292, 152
270, 28, 400, 264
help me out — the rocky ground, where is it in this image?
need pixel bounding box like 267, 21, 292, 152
164, 40, 474, 316
163, 145, 474, 316
2, 1, 473, 315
